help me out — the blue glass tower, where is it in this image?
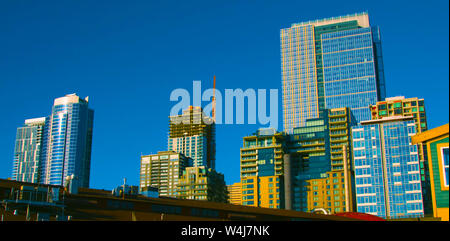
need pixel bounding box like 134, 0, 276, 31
351, 116, 424, 219
281, 12, 386, 133
322, 26, 385, 123
40, 94, 94, 188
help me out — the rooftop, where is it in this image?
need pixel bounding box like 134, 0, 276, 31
289, 12, 370, 29
360, 115, 414, 125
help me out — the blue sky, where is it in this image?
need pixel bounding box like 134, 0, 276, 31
0, 0, 448, 190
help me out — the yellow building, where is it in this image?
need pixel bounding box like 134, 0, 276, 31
328, 107, 356, 171
306, 170, 354, 214
412, 123, 449, 221
240, 128, 285, 209
177, 166, 227, 203
241, 176, 282, 209
227, 182, 242, 205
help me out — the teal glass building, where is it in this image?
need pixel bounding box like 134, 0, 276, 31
286, 112, 331, 211
351, 116, 424, 219
281, 12, 386, 133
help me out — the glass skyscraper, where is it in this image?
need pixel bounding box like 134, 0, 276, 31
281, 12, 385, 133
12, 117, 47, 183
352, 116, 424, 219
40, 94, 94, 188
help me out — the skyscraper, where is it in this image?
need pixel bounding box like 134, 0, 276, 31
370, 96, 432, 214
40, 94, 94, 188
285, 112, 331, 211
352, 116, 424, 219
281, 12, 385, 133
282, 108, 356, 213
168, 106, 215, 169
12, 117, 47, 183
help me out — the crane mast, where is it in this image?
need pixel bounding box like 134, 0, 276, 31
212, 75, 216, 122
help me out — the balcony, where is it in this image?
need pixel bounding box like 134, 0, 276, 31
297, 147, 325, 153
330, 130, 347, 137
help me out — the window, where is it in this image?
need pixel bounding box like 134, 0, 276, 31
441, 147, 449, 188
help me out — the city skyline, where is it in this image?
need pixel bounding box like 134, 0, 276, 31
0, 0, 448, 191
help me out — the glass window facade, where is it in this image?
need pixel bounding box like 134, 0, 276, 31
281, 13, 385, 133
352, 119, 424, 219
322, 27, 382, 123
281, 25, 319, 133
40, 95, 94, 188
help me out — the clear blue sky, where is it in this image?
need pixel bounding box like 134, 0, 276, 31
0, 0, 448, 190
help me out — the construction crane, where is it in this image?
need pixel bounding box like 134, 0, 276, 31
212, 75, 216, 122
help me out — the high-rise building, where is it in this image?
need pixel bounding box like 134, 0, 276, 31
168, 106, 215, 169
285, 113, 330, 211
40, 94, 94, 188
240, 128, 285, 209
140, 151, 192, 198
351, 116, 424, 219
227, 182, 242, 205
370, 96, 431, 214
177, 166, 227, 203
238, 109, 355, 213
328, 107, 356, 171
284, 108, 356, 213
412, 123, 449, 221
12, 117, 47, 183
281, 12, 385, 133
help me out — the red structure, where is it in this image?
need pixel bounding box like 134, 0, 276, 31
334, 212, 385, 221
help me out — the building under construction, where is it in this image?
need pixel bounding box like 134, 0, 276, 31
168, 106, 216, 169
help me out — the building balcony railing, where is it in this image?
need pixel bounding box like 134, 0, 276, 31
297, 148, 326, 153
330, 131, 347, 137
